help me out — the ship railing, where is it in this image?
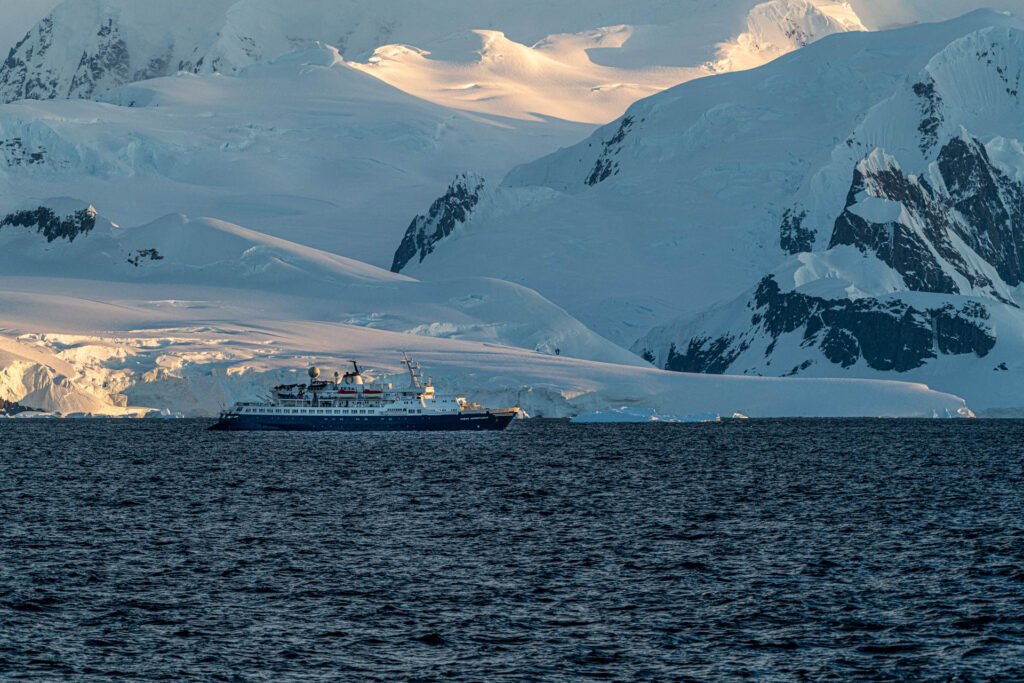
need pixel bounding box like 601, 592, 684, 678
268, 398, 387, 408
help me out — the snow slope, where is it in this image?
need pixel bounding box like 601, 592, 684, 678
397, 11, 1024, 412
0, 0, 869, 269
1, 0, 867, 123
852, 2, 1024, 29
349, 0, 865, 123
0, 201, 642, 368
0, 42, 592, 266
0, 200, 972, 419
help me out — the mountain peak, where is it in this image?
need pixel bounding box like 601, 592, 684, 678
711, 0, 866, 72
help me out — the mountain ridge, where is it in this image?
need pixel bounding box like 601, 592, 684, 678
396, 10, 1024, 412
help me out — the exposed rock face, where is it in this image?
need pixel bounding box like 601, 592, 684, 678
829, 134, 1024, 303
830, 163, 964, 296
0, 11, 186, 103
391, 173, 485, 273
779, 207, 814, 254
642, 126, 1024, 383
127, 248, 164, 267
67, 18, 132, 100
0, 138, 48, 167
938, 136, 1024, 287
0, 398, 40, 415
912, 79, 943, 155
666, 334, 747, 374
0, 206, 98, 243
644, 275, 996, 375
585, 116, 634, 186
0, 17, 57, 102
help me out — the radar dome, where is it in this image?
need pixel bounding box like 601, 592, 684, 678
308, 366, 320, 379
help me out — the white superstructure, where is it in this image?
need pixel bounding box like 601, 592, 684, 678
221, 353, 493, 420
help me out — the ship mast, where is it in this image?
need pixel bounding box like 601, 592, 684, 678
401, 351, 423, 389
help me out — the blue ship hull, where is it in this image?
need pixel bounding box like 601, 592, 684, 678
208, 411, 516, 431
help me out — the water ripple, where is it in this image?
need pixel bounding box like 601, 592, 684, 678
2, 419, 1024, 679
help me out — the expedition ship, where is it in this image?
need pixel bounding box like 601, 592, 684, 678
209, 353, 518, 431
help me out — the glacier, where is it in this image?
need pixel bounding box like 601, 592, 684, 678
3, 1, 1020, 417
0, 200, 971, 418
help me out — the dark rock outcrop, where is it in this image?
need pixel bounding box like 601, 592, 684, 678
912, 79, 944, 155
0, 13, 180, 103
830, 135, 1024, 303
666, 335, 748, 374
127, 248, 164, 266
66, 19, 131, 100
0, 399, 40, 415
654, 276, 995, 375
779, 207, 814, 254
830, 164, 965, 295
0, 17, 57, 102
391, 173, 485, 273
1, 206, 97, 243
0, 138, 48, 167
585, 116, 634, 186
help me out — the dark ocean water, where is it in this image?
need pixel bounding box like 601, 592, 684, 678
3, 419, 1024, 681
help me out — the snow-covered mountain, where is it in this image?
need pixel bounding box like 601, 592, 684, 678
1, 1, 1016, 418
631, 22, 1024, 413
0, 198, 643, 366
0, 42, 593, 265
396, 11, 1024, 414
0, 0, 868, 122
0, 0, 873, 267
349, 0, 865, 123
0, 198, 969, 419
9, 0, 1021, 118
